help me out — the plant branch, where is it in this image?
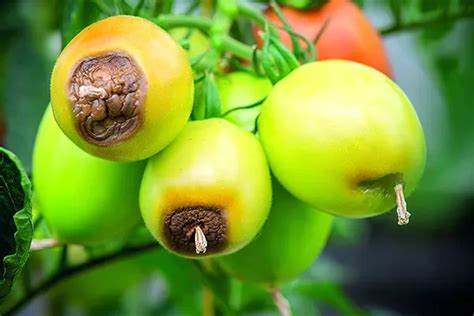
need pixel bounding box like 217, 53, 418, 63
4, 242, 160, 316
380, 9, 474, 35
270, 288, 292, 316
153, 15, 253, 59
30, 239, 61, 251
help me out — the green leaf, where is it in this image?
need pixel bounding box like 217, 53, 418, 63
292, 281, 367, 316
205, 75, 222, 118
192, 80, 207, 121
0, 147, 33, 299
192, 74, 222, 120
61, 0, 103, 48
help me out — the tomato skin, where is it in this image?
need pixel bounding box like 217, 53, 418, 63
216, 72, 272, 132
258, 60, 425, 218
51, 15, 194, 161
217, 179, 332, 286
170, 28, 210, 59
257, 0, 392, 77
33, 107, 145, 244
140, 118, 272, 258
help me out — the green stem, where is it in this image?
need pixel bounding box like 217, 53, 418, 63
154, 14, 212, 31
152, 15, 253, 59
237, 3, 266, 26
220, 36, 253, 59
3, 242, 160, 316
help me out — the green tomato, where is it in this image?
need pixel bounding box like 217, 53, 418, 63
140, 118, 272, 258
49, 246, 161, 312
217, 179, 332, 286
51, 16, 194, 161
33, 107, 145, 244
259, 60, 426, 218
216, 72, 272, 132
170, 28, 210, 59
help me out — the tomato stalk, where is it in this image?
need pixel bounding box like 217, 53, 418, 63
152, 15, 253, 60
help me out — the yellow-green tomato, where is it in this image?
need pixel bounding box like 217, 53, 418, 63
259, 60, 426, 218
140, 118, 272, 258
217, 180, 332, 286
170, 28, 210, 59
51, 15, 193, 161
33, 107, 145, 244
216, 72, 272, 132
49, 245, 161, 311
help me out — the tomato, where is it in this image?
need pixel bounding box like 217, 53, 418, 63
257, 0, 392, 77
140, 119, 272, 258
216, 72, 272, 132
217, 179, 332, 286
51, 15, 194, 161
258, 60, 425, 218
170, 28, 210, 59
49, 246, 162, 312
33, 107, 145, 244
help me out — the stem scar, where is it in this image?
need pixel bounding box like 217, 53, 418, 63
194, 226, 208, 254
394, 183, 411, 225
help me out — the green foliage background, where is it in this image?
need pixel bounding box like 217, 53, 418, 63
0, 0, 472, 315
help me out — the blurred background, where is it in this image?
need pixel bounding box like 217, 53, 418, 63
0, 0, 473, 315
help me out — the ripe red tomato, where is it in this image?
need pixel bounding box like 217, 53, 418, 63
257, 0, 392, 77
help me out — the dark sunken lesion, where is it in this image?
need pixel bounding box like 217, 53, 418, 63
68, 52, 147, 146
164, 206, 228, 255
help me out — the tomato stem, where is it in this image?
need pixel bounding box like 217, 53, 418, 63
195, 226, 208, 254
270, 288, 292, 316
30, 239, 60, 251
152, 15, 253, 60
394, 183, 411, 225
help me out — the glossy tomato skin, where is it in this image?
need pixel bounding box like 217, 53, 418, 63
217, 179, 332, 286
258, 0, 392, 77
33, 107, 145, 244
258, 60, 425, 218
216, 72, 272, 132
140, 118, 272, 258
51, 15, 193, 161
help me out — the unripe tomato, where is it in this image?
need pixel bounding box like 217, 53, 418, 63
259, 60, 425, 218
257, 0, 392, 77
33, 107, 145, 244
49, 246, 161, 311
140, 119, 272, 258
170, 28, 210, 59
51, 15, 193, 161
217, 179, 332, 286
216, 72, 272, 132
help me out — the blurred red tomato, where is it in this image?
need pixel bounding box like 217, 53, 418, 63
256, 0, 392, 77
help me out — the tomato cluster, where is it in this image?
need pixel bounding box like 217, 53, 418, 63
34, 1, 425, 291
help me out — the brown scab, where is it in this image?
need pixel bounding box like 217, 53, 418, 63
68, 52, 147, 145
164, 206, 227, 255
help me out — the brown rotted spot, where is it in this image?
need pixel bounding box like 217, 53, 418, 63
68, 52, 147, 145
164, 206, 227, 255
